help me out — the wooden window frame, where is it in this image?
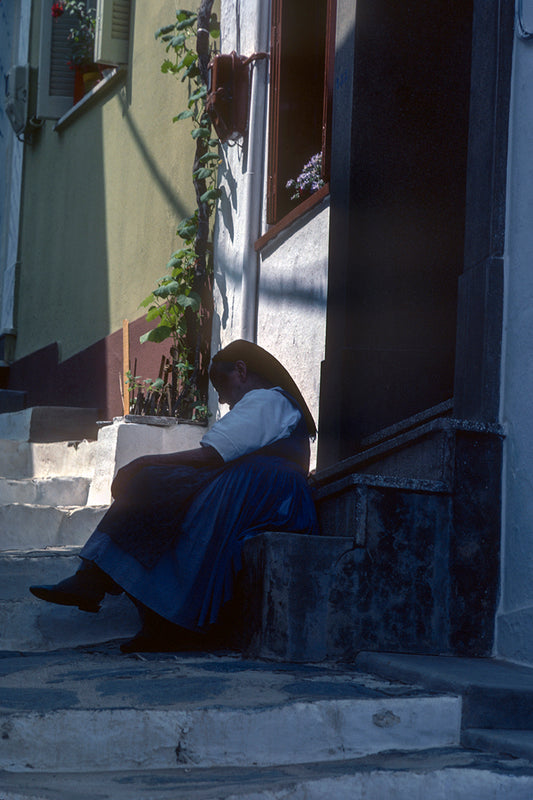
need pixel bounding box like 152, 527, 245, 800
265, 0, 336, 227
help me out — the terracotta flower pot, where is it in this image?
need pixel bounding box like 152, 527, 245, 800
73, 65, 101, 103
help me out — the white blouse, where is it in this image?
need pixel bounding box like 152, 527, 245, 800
200, 387, 302, 462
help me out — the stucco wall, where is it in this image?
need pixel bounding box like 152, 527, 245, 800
212, 0, 329, 466
497, 21, 533, 665
16, 1, 197, 363
256, 205, 329, 458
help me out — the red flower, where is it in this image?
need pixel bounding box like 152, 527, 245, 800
51, 2, 64, 18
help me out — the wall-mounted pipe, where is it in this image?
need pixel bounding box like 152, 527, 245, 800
239, 0, 270, 342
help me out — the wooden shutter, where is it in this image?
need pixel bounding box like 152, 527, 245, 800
266, 0, 282, 224
95, 0, 130, 66
37, 0, 75, 119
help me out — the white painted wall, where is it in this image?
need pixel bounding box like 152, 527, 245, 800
0, 0, 31, 339
497, 17, 533, 665
212, 0, 329, 467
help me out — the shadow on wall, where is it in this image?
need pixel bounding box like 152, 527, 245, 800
8, 316, 168, 419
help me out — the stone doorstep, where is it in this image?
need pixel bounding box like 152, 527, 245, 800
354, 652, 533, 733
0, 504, 107, 550
2, 749, 533, 800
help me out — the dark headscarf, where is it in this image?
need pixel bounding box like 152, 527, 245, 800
211, 339, 317, 437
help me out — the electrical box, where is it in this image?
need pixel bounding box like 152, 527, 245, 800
5, 64, 30, 136
206, 52, 250, 143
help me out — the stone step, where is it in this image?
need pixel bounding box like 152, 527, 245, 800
0, 645, 462, 773
354, 652, 533, 741
0, 406, 99, 442
0, 476, 90, 506
0, 504, 107, 550
0, 438, 98, 480
1, 748, 533, 800
0, 548, 138, 651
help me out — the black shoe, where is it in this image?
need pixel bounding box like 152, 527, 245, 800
30, 573, 104, 613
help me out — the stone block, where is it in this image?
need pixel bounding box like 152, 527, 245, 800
241, 532, 363, 662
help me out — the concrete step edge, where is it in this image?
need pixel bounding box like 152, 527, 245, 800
0, 506, 107, 552
1, 747, 533, 800
354, 652, 533, 731
0, 476, 91, 506
462, 728, 533, 762
0, 695, 462, 772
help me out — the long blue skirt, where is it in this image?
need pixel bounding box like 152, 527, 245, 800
80, 456, 319, 631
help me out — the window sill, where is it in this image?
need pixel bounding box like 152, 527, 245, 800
54, 68, 126, 132
255, 184, 330, 252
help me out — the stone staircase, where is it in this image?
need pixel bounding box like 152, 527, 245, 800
1, 643, 533, 799
1, 406, 533, 798
0, 407, 205, 651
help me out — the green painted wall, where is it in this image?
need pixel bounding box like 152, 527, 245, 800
17, 1, 197, 362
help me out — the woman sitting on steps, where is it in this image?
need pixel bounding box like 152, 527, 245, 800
30, 340, 319, 653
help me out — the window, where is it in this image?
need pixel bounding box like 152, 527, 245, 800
37, 0, 130, 120
266, 0, 336, 224
94, 0, 130, 66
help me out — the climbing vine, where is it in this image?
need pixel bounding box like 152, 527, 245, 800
129, 2, 220, 420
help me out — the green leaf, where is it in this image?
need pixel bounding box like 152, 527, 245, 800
145, 306, 162, 322
177, 221, 197, 240
178, 51, 197, 69
170, 33, 186, 48
180, 291, 201, 310
149, 378, 165, 392
191, 127, 210, 140
160, 59, 175, 74
176, 17, 197, 31
200, 187, 222, 203
176, 9, 197, 22
153, 280, 181, 298
166, 254, 183, 269
193, 167, 214, 180
174, 109, 194, 121
188, 86, 207, 105
199, 152, 222, 164
155, 23, 176, 39
182, 63, 200, 81
139, 294, 155, 308
140, 325, 173, 344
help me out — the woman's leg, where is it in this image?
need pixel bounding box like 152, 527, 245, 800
29, 559, 121, 613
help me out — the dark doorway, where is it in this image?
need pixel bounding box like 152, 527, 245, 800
320, 0, 473, 464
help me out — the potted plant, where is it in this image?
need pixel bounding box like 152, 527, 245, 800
286, 152, 325, 203
51, 1, 101, 101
